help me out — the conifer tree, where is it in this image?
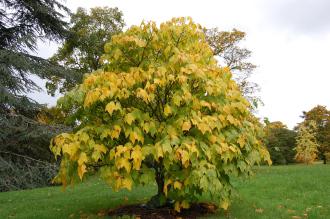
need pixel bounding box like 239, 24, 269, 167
0, 0, 74, 117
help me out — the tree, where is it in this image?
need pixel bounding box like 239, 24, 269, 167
204, 28, 260, 107
0, 0, 77, 117
301, 105, 330, 164
47, 7, 125, 95
51, 18, 271, 212
0, 0, 74, 191
264, 121, 296, 165
295, 121, 319, 164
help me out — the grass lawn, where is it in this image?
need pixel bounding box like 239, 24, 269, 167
0, 164, 329, 219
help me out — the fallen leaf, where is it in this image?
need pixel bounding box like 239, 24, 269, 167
291, 216, 302, 219
97, 209, 106, 217
288, 209, 296, 214
255, 208, 264, 213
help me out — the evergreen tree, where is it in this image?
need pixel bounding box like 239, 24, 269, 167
0, 0, 74, 191
0, 0, 75, 117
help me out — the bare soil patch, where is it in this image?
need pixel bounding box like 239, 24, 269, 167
108, 203, 218, 219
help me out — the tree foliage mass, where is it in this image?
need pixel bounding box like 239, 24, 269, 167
51, 18, 271, 211
263, 121, 296, 165
47, 7, 125, 95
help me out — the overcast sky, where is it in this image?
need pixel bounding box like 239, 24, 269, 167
29, 0, 330, 129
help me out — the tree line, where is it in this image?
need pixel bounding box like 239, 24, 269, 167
264, 105, 330, 165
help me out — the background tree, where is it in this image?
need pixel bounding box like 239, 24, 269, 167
0, 0, 73, 191
263, 121, 296, 165
295, 121, 319, 164
0, 0, 77, 117
204, 28, 260, 107
47, 7, 125, 95
301, 105, 330, 164
51, 18, 271, 212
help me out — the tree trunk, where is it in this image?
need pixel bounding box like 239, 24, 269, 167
146, 160, 167, 208
321, 153, 327, 164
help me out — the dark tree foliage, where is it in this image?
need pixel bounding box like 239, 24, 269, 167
47, 7, 125, 95
0, 0, 74, 191
264, 121, 297, 165
0, 114, 69, 191
0, 0, 76, 117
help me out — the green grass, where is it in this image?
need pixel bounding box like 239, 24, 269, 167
0, 164, 329, 219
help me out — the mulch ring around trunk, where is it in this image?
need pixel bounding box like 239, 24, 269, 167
108, 203, 218, 219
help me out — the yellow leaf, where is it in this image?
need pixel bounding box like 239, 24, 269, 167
116, 157, 131, 173
155, 142, 164, 159
136, 88, 149, 102
163, 179, 172, 196
121, 177, 133, 190
110, 125, 121, 139
78, 152, 88, 165
115, 145, 131, 157
99, 87, 111, 101
164, 104, 172, 117
109, 149, 115, 160
176, 148, 190, 167
78, 164, 87, 180
197, 122, 210, 134
209, 135, 217, 144
227, 115, 236, 125
84, 89, 101, 107
237, 135, 245, 148
131, 146, 142, 170
95, 144, 107, 154
220, 199, 230, 210
174, 181, 182, 190
182, 121, 191, 131
62, 142, 79, 158
105, 101, 121, 115
167, 126, 178, 142
125, 113, 135, 125
129, 130, 138, 144
219, 115, 226, 123
174, 201, 181, 212
200, 100, 211, 110
173, 94, 182, 106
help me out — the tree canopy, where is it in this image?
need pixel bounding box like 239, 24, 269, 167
0, 0, 76, 117
0, 0, 74, 191
264, 121, 296, 165
301, 105, 330, 164
204, 28, 260, 107
295, 121, 319, 164
47, 7, 125, 95
51, 17, 271, 211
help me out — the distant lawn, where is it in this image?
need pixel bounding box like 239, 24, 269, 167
0, 164, 329, 219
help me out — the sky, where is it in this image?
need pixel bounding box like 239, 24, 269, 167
29, 0, 330, 129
